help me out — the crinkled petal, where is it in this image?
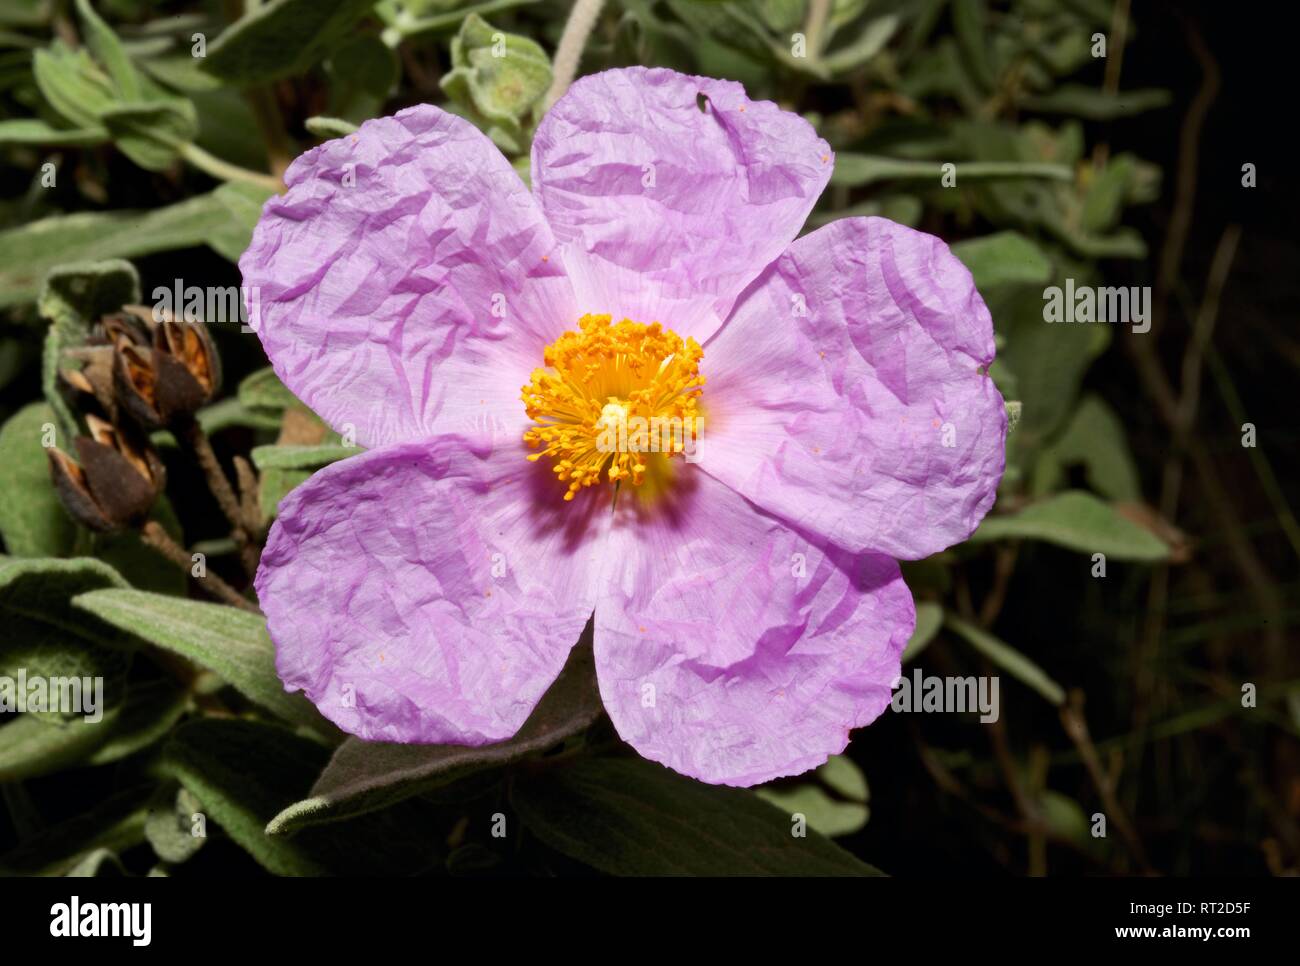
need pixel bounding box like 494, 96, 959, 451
241, 105, 576, 448
531, 67, 832, 340
697, 216, 1006, 560
256, 437, 608, 744
594, 470, 912, 786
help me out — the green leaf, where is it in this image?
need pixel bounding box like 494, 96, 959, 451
73, 0, 142, 100
0, 556, 133, 672
512, 757, 884, 875
85, 679, 188, 765
807, 194, 922, 229
0, 786, 150, 876
304, 115, 358, 138
267, 635, 603, 833
902, 601, 943, 662
326, 34, 397, 122
0, 402, 75, 557
250, 444, 356, 471
145, 786, 206, 864
38, 260, 140, 440
820, 15, 899, 74
208, 180, 276, 262
0, 118, 106, 146
137, 51, 224, 93
952, 0, 995, 90
952, 231, 1052, 291
190, 88, 270, 171
0, 557, 135, 726
756, 755, 871, 838
259, 466, 310, 521
1081, 154, 1134, 234
65, 848, 126, 876
193, 397, 283, 435
37, 259, 141, 338
999, 286, 1109, 444
1039, 789, 1092, 845
70, 588, 329, 732
100, 99, 198, 170
161, 718, 442, 875
203, 0, 379, 84
0, 191, 237, 307
944, 614, 1066, 706
377, 0, 542, 42
1033, 395, 1141, 501
237, 366, 300, 412
969, 490, 1168, 561
0, 679, 186, 781
1022, 85, 1171, 120
831, 155, 1071, 188
0, 2, 51, 30
32, 43, 115, 131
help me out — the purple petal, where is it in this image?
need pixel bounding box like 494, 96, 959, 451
698, 216, 1007, 559
595, 470, 913, 786
255, 438, 609, 744
240, 105, 577, 448
531, 67, 832, 340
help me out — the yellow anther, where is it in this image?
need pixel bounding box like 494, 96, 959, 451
522, 314, 704, 501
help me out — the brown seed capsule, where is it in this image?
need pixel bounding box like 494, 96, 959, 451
47, 414, 165, 532
110, 306, 221, 429
112, 339, 162, 430
58, 345, 119, 423
48, 448, 114, 532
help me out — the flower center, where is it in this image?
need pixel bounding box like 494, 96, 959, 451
522, 314, 705, 501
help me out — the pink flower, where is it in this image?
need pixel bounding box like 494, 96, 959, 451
242, 68, 1005, 786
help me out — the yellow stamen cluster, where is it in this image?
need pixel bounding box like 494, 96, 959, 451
522, 314, 705, 501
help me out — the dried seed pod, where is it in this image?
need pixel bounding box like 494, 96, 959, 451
48, 448, 114, 532
112, 339, 162, 430
58, 345, 119, 422
110, 306, 221, 429
47, 414, 166, 532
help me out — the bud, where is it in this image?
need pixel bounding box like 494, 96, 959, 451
111, 306, 221, 429
48, 414, 165, 532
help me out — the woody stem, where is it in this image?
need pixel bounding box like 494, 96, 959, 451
543, 0, 605, 111
140, 521, 260, 614
174, 417, 261, 577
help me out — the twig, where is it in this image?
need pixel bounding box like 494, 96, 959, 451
244, 84, 294, 182
174, 417, 261, 577
803, 0, 832, 62
1176, 225, 1242, 436
1204, 346, 1300, 560
233, 455, 264, 538
178, 142, 283, 192
1092, 0, 1131, 169
543, 0, 605, 111
1134, 226, 1242, 730
140, 521, 260, 613
1060, 691, 1154, 874
978, 544, 1019, 627
1153, 17, 1220, 338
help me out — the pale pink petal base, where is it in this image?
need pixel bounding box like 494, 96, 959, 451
256, 437, 609, 745
594, 470, 914, 786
